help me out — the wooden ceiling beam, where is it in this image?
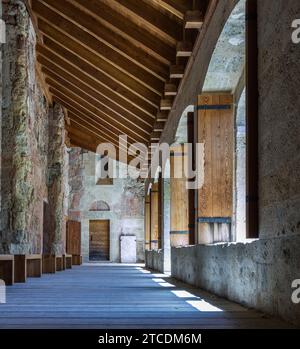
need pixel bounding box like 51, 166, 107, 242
42, 67, 154, 132
67, 125, 136, 162
164, 83, 177, 96
160, 99, 173, 110
36, 42, 158, 116
67, 117, 132, 154
50, 87, 149, 145
156, 111, 169, 122
153, 121, 165, 132
36, 28, 160, 107
68, 126, 137, 164
68, 117, 143, 157
39, 0, 168, 81
70, 0, 175, 65
32, 3, 164, 99
184, 10, 204, 29
69, 139, 97, 154
45, 76, 152, 139
147, 0, 193, 19
170, 65, 185, 79
102, 0, 182, 46
66, 110, 128, 150
176, 41, 193, 57
40, 62, 154, 123
67, 123, 116, 150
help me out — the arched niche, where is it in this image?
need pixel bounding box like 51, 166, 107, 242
89, 200, 110, 212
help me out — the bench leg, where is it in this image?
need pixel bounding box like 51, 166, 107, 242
43, 255, 56, 274
14, 255, 26, 283
72, 255, 82, 266
0, 261, 14, 286
66, 257, 72, 269
56, 257, 63, 272
27, 259, 42, 278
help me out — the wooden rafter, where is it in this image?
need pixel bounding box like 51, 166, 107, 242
40, 0, 169, 81
102, 0, 182, 46
28, 0, 210, 160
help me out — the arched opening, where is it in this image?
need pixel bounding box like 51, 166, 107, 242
197, 0, 246, 244
89, 200, 110, 212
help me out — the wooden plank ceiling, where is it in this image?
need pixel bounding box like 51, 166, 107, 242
29, 0, 209, 160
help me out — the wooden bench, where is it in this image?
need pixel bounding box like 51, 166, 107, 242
64, 254, 72, 269
43, 254, 70, 273
0, 255, 14, 286
14, 254, 42, 283
55, 255, 65, 272
72, 255, 82, 266
42, 255, 56, 274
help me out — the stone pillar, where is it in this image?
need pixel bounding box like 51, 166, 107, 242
144, 194, 151, 250
45, 104, 66, 255
161, 177, 171, 273
233, 90, 246, 241
150, 183, 159, 250
1, 1, 33, 254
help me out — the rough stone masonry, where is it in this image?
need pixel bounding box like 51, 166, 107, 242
0, 0, 67, 255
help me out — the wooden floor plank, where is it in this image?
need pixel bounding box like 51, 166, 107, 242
0, 264, 292, 329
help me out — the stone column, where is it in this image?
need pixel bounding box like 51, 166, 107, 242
144, 194, 151, 250
1, 1, 33, 254
150, 182, 159, 250
161, 177, 171, 273
45, 104, 66, 255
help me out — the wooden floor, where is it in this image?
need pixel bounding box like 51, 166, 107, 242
0, 264, 292, 329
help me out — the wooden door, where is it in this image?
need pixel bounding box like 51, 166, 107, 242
66, 221, 81, 256
197, 94, 234, 219
150, 183, 159, 250
170, 145, 189, 247
89, 220, 110, 261
197, 94, 234, 243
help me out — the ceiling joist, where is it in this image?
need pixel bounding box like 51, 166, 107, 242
29, 0, 210, 161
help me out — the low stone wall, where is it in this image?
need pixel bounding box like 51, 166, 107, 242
145, 250, 164, 273
171, 236, 300, 326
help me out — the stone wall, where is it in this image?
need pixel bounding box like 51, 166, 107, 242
145, 250, 164, 273
258, 0, 300, 240
171, 0, 300, 326
1, 0, 48, 253
0, 1, 67, 255
233, 89, 246, 241
68, 150, 145, 262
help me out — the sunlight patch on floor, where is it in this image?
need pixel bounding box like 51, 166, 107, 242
171, 290, 199, 299
187, 300, 223, 312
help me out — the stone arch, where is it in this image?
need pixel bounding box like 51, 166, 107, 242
202, 0, 245, 93
89, 200, 110, 212
173, 105, 194, 145
199, 0, 246, 243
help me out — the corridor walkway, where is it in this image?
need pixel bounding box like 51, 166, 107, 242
0, 264, 292, 329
